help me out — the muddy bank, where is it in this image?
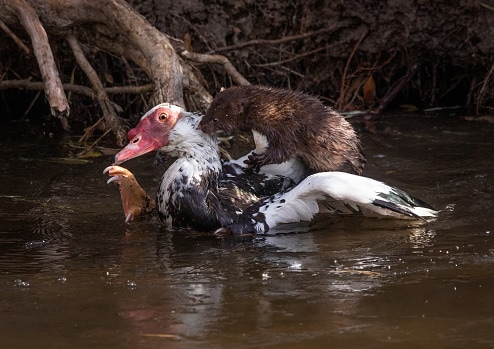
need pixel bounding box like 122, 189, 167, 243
132, 0, 494, 110
1, 0, 494, 140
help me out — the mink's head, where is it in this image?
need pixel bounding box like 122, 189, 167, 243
199, 87, 250, 134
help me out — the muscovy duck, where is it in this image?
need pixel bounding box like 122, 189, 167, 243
104, 103, 438, 235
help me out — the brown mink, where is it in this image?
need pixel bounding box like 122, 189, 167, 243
199, 85, 366, 175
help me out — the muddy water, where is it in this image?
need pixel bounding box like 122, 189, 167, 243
0, 114, 493, 349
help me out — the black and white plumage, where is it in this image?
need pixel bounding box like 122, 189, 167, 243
227, 172, 438, 235
154, 111, 292, 231
108, 103, 438, 236
110, 103, 295, 232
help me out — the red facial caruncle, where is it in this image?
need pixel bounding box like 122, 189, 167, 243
114, 103, 183, 164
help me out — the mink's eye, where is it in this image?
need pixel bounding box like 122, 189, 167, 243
213, 118, 219, 123
158, 113, 168, 122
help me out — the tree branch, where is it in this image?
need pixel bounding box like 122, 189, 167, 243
67, 34, 127, 146
207, 26, 341, 54
1, 0, 213, 131
0, 79, 153, 98
0, 19, 31, 54
376, 63, 420, 113
475, 59, 494, 114
7, 0, 69, 129
180, 50, 250, 86
335, 32, 367, 110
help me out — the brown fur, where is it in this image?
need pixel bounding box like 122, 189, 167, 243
199, 85, 366, 175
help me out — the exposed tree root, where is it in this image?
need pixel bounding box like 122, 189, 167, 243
1, 0, 494, 149
0, 0, 220, 147
0, 0, 258, 148
335, 32, 367, 110
180, 50, 250, 86
376, 64, 420, 114
7, 0, 69, 129
0, 79, 153, 100
67, 34, 127, 146
207, 26, 340, 54
475, 60, 494, 114
0, 19, 30, 55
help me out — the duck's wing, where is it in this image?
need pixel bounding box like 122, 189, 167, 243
225, 171, 438, 235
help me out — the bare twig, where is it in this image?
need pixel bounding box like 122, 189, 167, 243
79, 117, 105, 145
479, 2, 494, 12
357, 51, 397, 72
88, 128, 112, 149
8, 0, 69, 129
475, 59, 494, 114
0, 79, 153, 98
180, 50, 250, 85
376, 63, 420, 113
0, 19, 31, 54
24, 90, 41, 116
253, 43, 342, 67
336, 32, 367, 109
67, 34, 126, 146
105, 84, 154, 95
78, 117, 114, 151
207, 26, 341, 54
91, 32, 212, 111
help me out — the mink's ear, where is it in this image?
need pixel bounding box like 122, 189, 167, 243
230, 99, 246, 115
220, 86, 226, 92
235, 97, 250, 114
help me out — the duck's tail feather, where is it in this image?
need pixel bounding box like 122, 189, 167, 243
226, 172, 438, 235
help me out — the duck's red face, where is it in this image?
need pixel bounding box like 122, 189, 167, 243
114, 104, 183, 165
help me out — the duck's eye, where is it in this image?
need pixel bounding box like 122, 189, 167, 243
158, 113, 168, 122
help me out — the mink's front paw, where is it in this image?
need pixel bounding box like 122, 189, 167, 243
244, 152, 264, 173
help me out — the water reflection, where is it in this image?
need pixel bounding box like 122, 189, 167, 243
0, 115, 494, 348
126, 219, 445, 347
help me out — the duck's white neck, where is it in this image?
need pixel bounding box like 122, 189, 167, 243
156, 111, 224, 228
161, 111, 222, 174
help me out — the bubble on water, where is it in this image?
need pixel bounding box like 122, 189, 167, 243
58, 277, 67, 284
409, 228, 436, 248
126, 280, 137, 289
261, 272, 270, 280
25, 240, 50, 249
445, 204, 455, 212
13, 279, 30, 288
288, 262, 302, 270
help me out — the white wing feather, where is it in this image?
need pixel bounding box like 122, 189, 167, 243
261, 172, 438, 230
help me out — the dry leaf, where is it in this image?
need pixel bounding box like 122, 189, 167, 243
363, 75, 376, 105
